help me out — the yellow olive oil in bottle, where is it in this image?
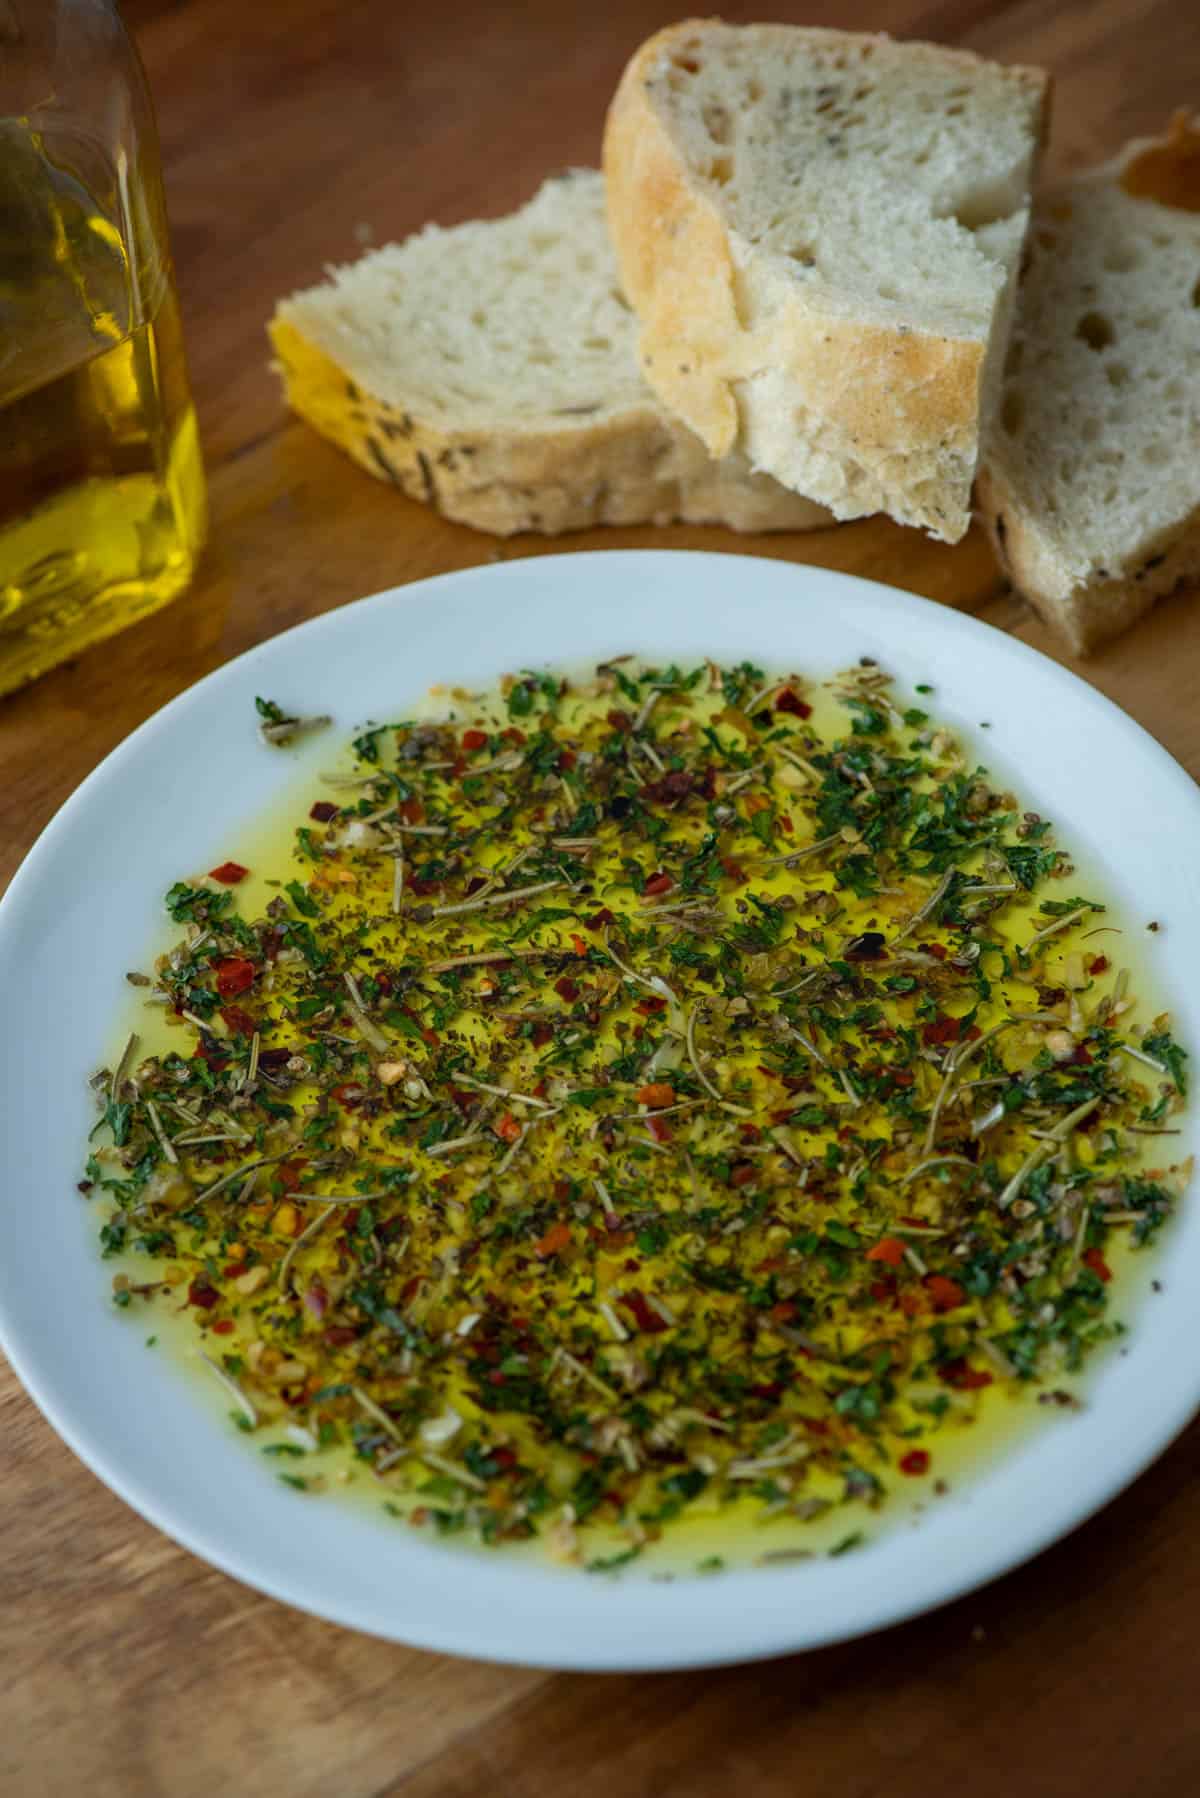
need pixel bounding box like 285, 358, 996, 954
0, 6, 207, 697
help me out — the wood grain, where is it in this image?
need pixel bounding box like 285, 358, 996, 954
2, 2, 1200, 1794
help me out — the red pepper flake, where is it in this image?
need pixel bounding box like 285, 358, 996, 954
926, 1273, 966, 1311
208, 860, 249, 885
769, 1300, 797, 1324
774, 688, 812, 718
866, 1236, 905, 1266
323, 1324, 360, 1348
939, 1358, 994, 1391
220, 1004, 256, 1038
635, 996, 667, 1015
1088, 954, 1110, 975
211, 1318, 236, 1336
587, 908, 616, 931
635, 1082, 675, 1109
1072, 1044, 1094, 1066
554, 977, 580, 1002
739, 1122, 762, 1143
494, 1113, 522, 1143
720, 856, 747, 883
644, 871, 673, 896
502, 726, 526, 746
898, 1290, 926, 1317
647, 1116, 673, 1143
899, 1449, 930, 1476
215, 957, 256, 997
927, 942, 948, 961
729, 1161, 756, 1188
309, 801, 338, 822
1083, 1246, 1113, 1283
571, 934, 587, 956
487, 1369, 507, 1386
534, 1221, 572, 1259
187, 1278, 220, 1310
462, 728, 488, 751
751, 1382, 784, 1401
921, 1014, 960, 1046
400, 796, 424, 825
223, 1261, 248, 1278
623, 1291, 670, 1333
779, 815, 794, 834
869, 1278, 896, 1302
330, 1082, 365, 1109
528, 1021, 554, 1048
606, 708, 633, 732
557, 748, 577, 772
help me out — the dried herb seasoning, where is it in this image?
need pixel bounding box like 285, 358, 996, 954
82, 660, 1190, 1566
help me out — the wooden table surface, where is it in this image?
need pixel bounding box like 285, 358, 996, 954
4, 1, 1200, 1792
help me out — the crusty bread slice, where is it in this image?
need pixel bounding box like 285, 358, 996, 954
269, 170, 830, 536
977, 114, 1200, 655
603, 20, 1049, 543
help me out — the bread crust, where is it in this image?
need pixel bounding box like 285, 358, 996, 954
269, 317, 831, 536
603, 21, 1050, 543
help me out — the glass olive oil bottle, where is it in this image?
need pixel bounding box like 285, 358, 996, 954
0, 2, 206, 697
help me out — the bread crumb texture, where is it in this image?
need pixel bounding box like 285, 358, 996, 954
978, 113, 1200, 653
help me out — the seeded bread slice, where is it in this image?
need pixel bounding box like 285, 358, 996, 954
976, 114, 1200, 654
603, 20, 1049, 542
269, 170, 830, 536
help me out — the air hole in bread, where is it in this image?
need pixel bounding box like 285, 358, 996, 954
745, 78, 762, 103
471, 310, 488, 328
1143, 441, 1170, 467
583, 337, 612, 352
703, 102, 732, 145
1035, 228, 1059, 252
610, 288, 632, 313
946, 102, 966, 117
708, 155, 733, 186
1191, 273, 1200, 307
788, 246, 816, 267
671, 53, 700, 74
1106, 361, 1129, 388
1103, 241, 1141, 273
913, 149, 930, 166
877, 282, 898, 300
1075, 311, 1114, 351
950, 187, 1019, 232
1001, 390, 1025, 435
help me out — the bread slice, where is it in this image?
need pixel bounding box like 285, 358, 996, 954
269, 170, 831, 536
976, 113, 1200, 654
603, 20, 1050, 542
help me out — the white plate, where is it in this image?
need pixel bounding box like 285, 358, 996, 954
1, 550, 1197, 1670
